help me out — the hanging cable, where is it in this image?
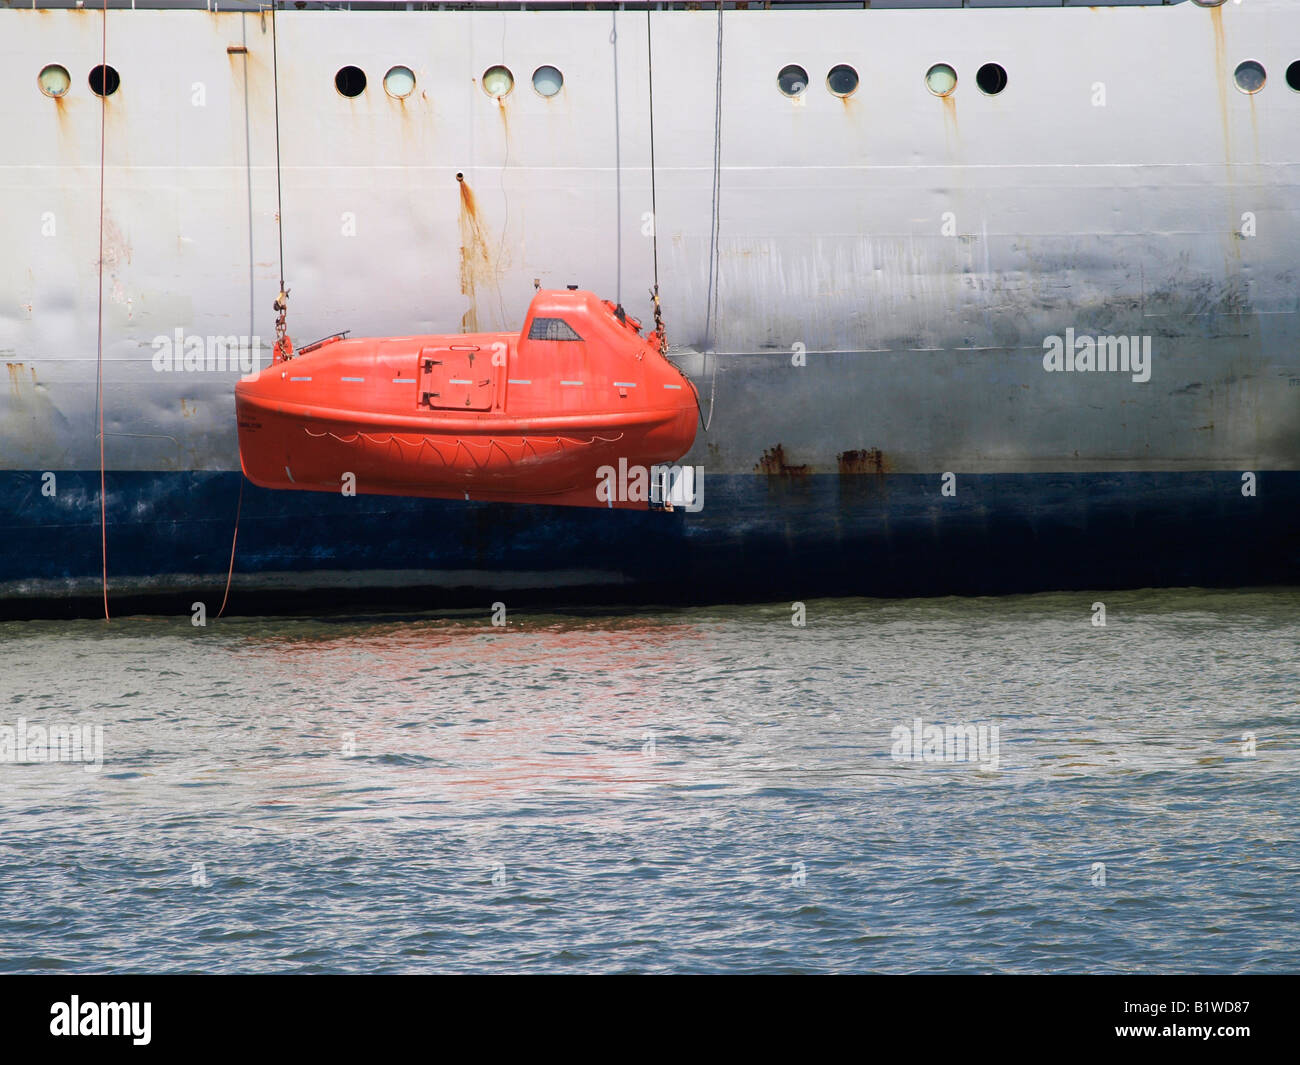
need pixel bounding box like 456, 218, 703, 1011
701, 4, 724, 431
217, 478, 242, 619
270, 5, 291, 359
272, 6, 285, 295
96, 0, 109, 621
611, 12, 622, 307
646, 5, 666, 354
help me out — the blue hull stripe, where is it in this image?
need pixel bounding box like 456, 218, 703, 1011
1, 471, 1297, 605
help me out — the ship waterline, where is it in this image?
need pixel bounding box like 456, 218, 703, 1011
0, 2, 1296, 606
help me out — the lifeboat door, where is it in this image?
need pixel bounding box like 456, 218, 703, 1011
418, 344, 495, 411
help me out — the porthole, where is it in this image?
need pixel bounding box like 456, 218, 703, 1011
976, 62, 1007, 96
777, 65, 808, 98
826, 64, 858, 98
88, 64, 120, 97
532, 65, 563, 98
482, 65, 514, 99
38, 64, 71, 98
383, 65, 415, 100
335, 66, 366, 98
1234, 60, 1266, 95
925, 63, 957, 98
1286, 61, 1300, 92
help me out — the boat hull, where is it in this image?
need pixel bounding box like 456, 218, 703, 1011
1, 467, 1297, 613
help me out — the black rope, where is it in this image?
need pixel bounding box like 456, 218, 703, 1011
646, 6, 659, 295
611, 13, 622, 306
704, 5, 723, 353
701, 5, 723, 431
271, 4, 285, 294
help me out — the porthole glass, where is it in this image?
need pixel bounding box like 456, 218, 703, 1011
777, 65, 808, 98
532, 65, 563, 98
483, 65, 514, 99
38, 64, 71, 98
1288, 61, 1300, 92
88, 64, 120, 97
1234, 61, 1266, 94
383, 65, 415, 100
826, 65, 858, 97
335, 66, 366, 98
976, 62, 1007, 96
925, 63, 957, 98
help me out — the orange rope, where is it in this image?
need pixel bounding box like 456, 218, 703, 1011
217, 479, 242, 619
96, 0, 109, 622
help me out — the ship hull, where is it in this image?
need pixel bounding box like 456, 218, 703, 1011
2, 468, 1296, 614
1, 3, 1297, 611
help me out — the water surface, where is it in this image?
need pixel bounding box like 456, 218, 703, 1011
1, 588, 1297, 973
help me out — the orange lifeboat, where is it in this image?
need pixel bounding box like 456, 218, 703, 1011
235, 289, 699, 508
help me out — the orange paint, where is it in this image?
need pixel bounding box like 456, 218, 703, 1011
235, 289, 699, 509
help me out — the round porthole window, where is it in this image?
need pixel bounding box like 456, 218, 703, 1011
1287, 60, 1300, 92
532, 66, 563, 98
483, 65, 514, 99
38, 64, 71, 98
976, 63, 1007, 96
335, 66, 366, 98
383, 65, 415, 99
925, 63, 957, 97
777, 65, 808, 98
826, 65, 858, 97
1234, 60, 1266, 94
88, 64, 120, 97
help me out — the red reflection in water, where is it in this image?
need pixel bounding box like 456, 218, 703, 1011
227, 617, 713, 802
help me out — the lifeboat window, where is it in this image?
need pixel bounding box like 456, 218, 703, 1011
528, 318, 583, 342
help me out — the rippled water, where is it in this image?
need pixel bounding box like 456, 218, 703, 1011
1, 588, 1297, 973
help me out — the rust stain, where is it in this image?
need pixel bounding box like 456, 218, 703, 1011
941, 92, 959, 140
498, 96, 511, 142
53, 92, 72, 140
837, 447, 891, 475
754, 444, 810, 478
1211, 5, 1230, 162
6, 363, 25, 396
457, 175, 503, 334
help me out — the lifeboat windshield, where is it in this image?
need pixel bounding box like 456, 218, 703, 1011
527, 317, 583, 342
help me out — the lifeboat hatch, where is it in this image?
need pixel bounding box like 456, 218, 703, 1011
418, 344, 495, 410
